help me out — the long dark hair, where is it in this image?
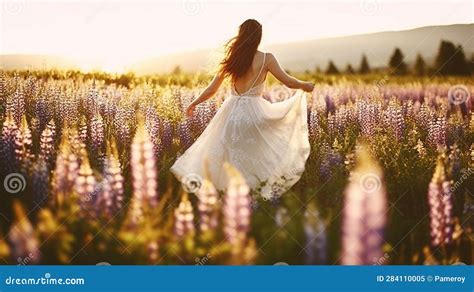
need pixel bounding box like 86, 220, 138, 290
220, 19, 262, 80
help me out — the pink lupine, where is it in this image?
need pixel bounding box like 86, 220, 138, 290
0, 111, 19, 173
196, 178, 219, 232
174, 193, 195, 238
16, 116, 34, 172
99, 140, 124, 218
130, 123, 159, 223
428, 157, 453, 246
223, 163, 252, 244
39, 120, 56, 168
341, 144, 387, 265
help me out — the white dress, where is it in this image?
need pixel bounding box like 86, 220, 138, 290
171, 53, 310, 200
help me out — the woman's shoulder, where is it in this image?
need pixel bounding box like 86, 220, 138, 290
259, 51, 276, 65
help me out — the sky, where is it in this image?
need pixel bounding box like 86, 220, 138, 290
0, 0, 472, 72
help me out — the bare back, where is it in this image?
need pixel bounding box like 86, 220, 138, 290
233, 51, 267, 95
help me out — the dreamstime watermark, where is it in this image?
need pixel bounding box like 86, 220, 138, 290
195, 253, 212, 265
17, 253, 35, 266
274, 262, 289, 266
181, 173, 203, 193
448, 85, 470, 105
359, 0, 380, 16
372, 252, 390, 265
182, 0, 202, 16
96, 262, 111, 266
359, 173, 381, 194
268, 86, 293, 102
4, 173, 26, 194
450, 168, 473, 194
2, 0, 26, 16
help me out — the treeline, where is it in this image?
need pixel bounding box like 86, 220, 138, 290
319, 40, 473, 76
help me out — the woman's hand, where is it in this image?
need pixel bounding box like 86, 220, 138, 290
186, 103, 196, 118
302, 81, 315, 92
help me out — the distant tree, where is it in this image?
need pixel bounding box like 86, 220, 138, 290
434, 40, 470, 75
470, 53, 474, 74
358, 54, 370, 74
345, 64, 355, 74
314, 66, 322, 74
172, 65, 182, 75
413, 53, 426, 76
388, 48, 408, 75
325, 60, 339, 74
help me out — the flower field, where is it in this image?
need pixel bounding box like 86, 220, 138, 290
0, 71, 472, 265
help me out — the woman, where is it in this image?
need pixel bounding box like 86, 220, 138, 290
171, 19, 314, 200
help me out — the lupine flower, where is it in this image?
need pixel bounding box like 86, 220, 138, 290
174, 193, 195, 238
89, 113, 105, 154
303, 204, 327, 264
0, 111, 19, 173
160, 119, 173, 151
32, 158, 50, 206
427, 115, 447, 147
178, 120, 193, 151
341, 144, 387, 265
78, 116, 88, 144
99, 140, 124, 218
428, 156, 453, 246
223, 163, 251, 244
8, 202, 40, 264
16, 116, 34, 172
52, 130, 79, 204
196, 178, 219, 232
130, 122, 159, 223
75, 150, 97, 209
308, 109, 319, 140
39, 120, 56, 168
414, 139, 427, 158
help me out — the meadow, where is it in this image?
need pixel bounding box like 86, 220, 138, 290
0, 70, 472, 265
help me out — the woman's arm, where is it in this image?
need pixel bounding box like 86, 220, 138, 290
186, 71, 225, 117
267, 53, 314, 92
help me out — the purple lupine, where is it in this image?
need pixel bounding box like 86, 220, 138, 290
303, 206, 327, 264
99, 140, 124, 218
427, 115, 447, 148
174, 193, 195, 238
39, 120, 56, 168
31, 158, 50, 206
130, 123, 159, 223
341, 144, 387, 265
427, 157, 453, 246
160, 119, 173, 151
178, 120, 193, 151
223, 163, 252, 244
196, 178, 219, 232
75, 150, 97, 210
145, 105, 161, 157
357, 100, 379, 137
308, 108, 319, 140
89, 113, 105, 153
0, 112, 19, 173
10, 87, 25, 125
319, 141, 343, 181
16, 116, 34, 172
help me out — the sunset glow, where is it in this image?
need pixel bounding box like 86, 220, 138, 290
0, 0, 472, 71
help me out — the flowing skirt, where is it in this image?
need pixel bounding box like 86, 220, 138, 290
171, 90, 310, 200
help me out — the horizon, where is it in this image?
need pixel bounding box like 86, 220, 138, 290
1, 0, 472, 72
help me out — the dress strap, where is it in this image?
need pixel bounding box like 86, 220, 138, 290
248, 52, 266, 90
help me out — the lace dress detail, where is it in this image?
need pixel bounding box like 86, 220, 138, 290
171, 53, 310, 200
